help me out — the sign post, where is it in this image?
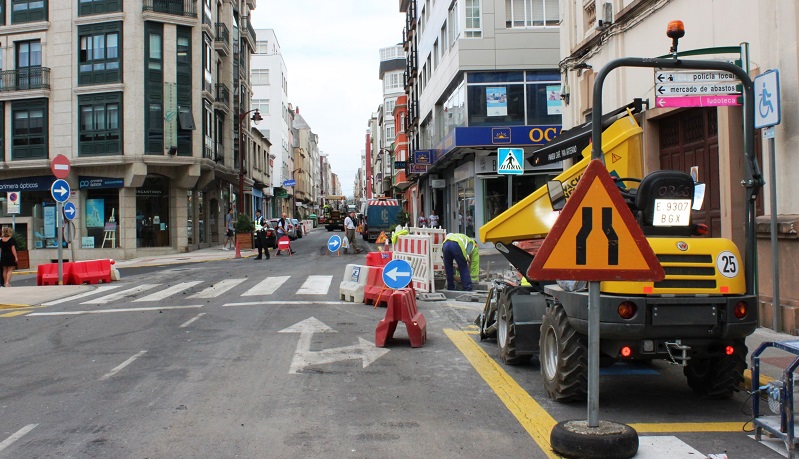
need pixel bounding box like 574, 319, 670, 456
754, 69, 782, 331
51, 178, 71, 285
7, 191, 20, 231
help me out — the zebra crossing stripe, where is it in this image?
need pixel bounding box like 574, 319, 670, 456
82, 284, 161, 304
188, 278, 247, 298
42, 285, 121, 306
296, 275, 333, 295
242, 276, 290, 296
134, 281, 203, 302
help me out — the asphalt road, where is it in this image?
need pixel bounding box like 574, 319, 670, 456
0, 230, 788, 458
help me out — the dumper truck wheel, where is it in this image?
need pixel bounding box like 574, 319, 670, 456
497, 288, 526, 364
541, 304, 587, 402
683, 339, 747, 399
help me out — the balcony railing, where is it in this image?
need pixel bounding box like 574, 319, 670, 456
142, 0, 198, 18
215, 23, 230, 46
216, 83, 230, 106
241, 16, 256, 47
0, 67, 50, 92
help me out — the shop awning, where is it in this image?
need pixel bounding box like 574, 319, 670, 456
526, 99, 644, 167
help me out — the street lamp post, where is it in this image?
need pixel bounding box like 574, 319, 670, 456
238, 108, 263, 215
291, 167, 303, 219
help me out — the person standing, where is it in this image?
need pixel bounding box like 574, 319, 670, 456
428, 210, 440, 228
0, 227, 19, 287
417, 214, 427, 227
253, 210, 270, 260
344, 211, 363, 254
223, 208, 235, 250
276, 212, 295, 255
442, 232, 479, 291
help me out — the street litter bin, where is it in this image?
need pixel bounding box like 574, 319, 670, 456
309, 214, 318, 228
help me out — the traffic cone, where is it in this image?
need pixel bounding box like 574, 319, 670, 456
234, 240, 241, 259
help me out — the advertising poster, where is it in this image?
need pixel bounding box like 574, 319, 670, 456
486, 87, 508, 116
86, 199, 105, 228
546, 85, 563, 115
44, 206, 56, 238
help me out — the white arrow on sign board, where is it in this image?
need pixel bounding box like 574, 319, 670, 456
279, 317, 389, 374
385, 267, 412, 282
329, 239, 340, 249
55, 186, 68, 197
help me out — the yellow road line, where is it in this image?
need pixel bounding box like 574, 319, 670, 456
444, 328, 560, 459
0, 310, 33, 317
0, 304, 30, 309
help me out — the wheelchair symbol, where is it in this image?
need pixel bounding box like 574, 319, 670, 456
759, 82, 774, 118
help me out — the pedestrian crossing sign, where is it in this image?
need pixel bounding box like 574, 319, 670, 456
498, 148, 524, 175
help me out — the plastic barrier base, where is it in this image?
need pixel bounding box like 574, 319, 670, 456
375, 288, 427, 348
37, 262, 73, 286
362, 266, 392, 308
339, 264, 370, 303
366, 251, 392, 267
69, 259, 112, 285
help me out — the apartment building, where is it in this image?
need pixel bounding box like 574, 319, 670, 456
399, 0, 562, 240
0, 0, 268, 267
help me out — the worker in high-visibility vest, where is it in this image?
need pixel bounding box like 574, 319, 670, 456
442, 233, 479, 291
253, 209, 270, 260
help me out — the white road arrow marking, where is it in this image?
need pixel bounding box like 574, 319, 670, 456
279, 317, 389, 374
385, 267, 411, 281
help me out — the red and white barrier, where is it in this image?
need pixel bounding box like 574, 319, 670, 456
393, 234, 434, 292
410, 227, 446, 272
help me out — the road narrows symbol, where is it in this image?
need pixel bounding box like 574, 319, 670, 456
603, 207, 619, 265
576, 207, 592, 265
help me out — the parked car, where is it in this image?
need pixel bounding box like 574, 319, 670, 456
291, 219, 303, 238
268, 218, 297, 240
260, 220, 278, 249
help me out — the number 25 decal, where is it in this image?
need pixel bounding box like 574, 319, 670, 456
716, 251, 739, 278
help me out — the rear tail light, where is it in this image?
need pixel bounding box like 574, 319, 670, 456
733, 301, 748, 319
725, 345, 734, 356
620, 346, 632, 358
617, 301, 637, 319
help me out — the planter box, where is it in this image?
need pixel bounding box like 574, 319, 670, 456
235, 233, 253, 250
16, 250, 30, 270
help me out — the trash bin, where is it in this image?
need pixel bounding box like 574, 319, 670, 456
309, 214, 318, 228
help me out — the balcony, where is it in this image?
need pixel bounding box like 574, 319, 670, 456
215, 83, 230, 114
0, 67, 50, 92
215, 23, 230, 56
142, 0, 198, 18
240, 16, 256, 50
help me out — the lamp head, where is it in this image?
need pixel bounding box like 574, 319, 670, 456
251, 109, 263, 125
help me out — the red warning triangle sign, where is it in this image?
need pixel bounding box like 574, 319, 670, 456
527, 160, 664, 282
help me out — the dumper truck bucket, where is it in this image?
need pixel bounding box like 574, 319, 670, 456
479, 114, 644, 244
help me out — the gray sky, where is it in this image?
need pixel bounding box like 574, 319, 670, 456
251, 1, 406, 197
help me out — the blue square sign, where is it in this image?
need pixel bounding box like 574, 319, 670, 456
498, 148, 524, 175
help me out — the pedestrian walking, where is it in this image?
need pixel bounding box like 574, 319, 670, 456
442, 232, 479, 291
223, 208, 235, 250
276, 212, 295, 255
0, 227, 19, 287
428, 210, 440, 228
344, 211, 363, 254
253, 210, 270, 260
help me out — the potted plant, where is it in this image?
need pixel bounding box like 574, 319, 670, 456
12, 231, 29, 270
234, 214, 254, 250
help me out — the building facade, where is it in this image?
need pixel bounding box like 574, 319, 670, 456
0, 0, 269, 267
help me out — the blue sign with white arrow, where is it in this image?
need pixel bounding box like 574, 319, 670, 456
63, 202, 77, 220
51, 179, 71, 203
382, 259, 413, 289
327, 235, 342, 252
283, 179, 296, 187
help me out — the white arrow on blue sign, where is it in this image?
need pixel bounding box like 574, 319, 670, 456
51, 179, 71, 203
63, 202, 77, 220
382, 259, 413, 289
327, 235, 342, 252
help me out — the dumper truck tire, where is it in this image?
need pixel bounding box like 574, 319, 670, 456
541, 304, 587, 402
683, 339, 747, 399
497, 288, 526, 365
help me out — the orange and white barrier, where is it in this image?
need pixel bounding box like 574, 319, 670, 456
410, 227, 446, 272
393, 234, 434, 292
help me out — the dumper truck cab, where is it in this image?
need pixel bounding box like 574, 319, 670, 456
478, 94, 761, 401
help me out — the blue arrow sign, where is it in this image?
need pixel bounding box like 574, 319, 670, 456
51, 179, 71, 203
327, 235, 342, 252
382, 259, 413, 289
63, 202, 77, 220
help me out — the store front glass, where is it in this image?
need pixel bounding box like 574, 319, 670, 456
456, 177, 475, 237
84, 189, 120, 249
136, 175, 170, 248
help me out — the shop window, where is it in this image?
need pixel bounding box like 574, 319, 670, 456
526, 81, 562, 125
11, 0, 47, 24
78, 0, 121, 16
12, 99, 47, 160
467, 84, 525, 127
136, 176, 171, 248
78, 22, 122, 86
79, 92, 122, 156
84, 189, 120, 249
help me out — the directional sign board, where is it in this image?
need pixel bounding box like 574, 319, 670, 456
754, 69, 781, 129
382, 259, 413, 289
51, 179, 71, 203
51, 154, 71, 179
527, 160, 664, 282
655, 70, 737, 84
283, 179, 296, 187
497, 148, 524, 175
327, 234, 342, 252
63, 202, 77, 221
654, 69, 741, 108
7, 192, 20, 214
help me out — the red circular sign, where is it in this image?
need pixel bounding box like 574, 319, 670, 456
278, 236, 291, 249
51, 154, 71, 179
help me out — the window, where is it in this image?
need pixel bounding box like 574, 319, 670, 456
79, 22, 122, 85
505, 0, 559, 28
78, 0, 121, 16
448, 3, 460, 46
11, 0, 47, 23
202, 100, 214, 159
385, 126, 395, 143
385, 99, 396, 115
79, 92, 122, 156
440, 24, 447, 57
465, 0, 482, 37
255, 40, 269, 54
145, 22, 164, 154
16, 40, 42, 90
177, 26, 193, 156
12, 99, 47, 160
433, 39, 439, 70
384, 73, 401, 91
252, 99, 269, 115
251, 69, 269, 85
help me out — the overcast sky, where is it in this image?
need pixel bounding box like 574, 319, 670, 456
251, 1, 406, 197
